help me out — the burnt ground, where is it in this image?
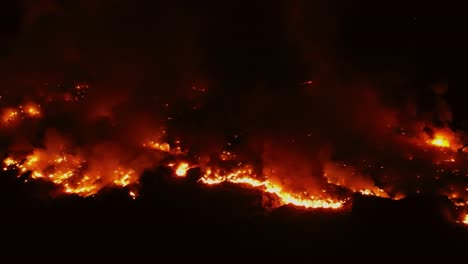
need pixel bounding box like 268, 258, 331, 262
0, 168, 466, 260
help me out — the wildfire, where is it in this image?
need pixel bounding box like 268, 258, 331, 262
113, 169, 136, 187
64, 182, 99, 195
359, 189, 385, 196
22, 103, 41, 117
175, 162, 190, 177
2, 108, 19, 124
200, 167, 344, 209
2, 150, 141, 197
430, 134, 450, 148
3, 157, 19, 167
1, 102, 42, 127
143, 141, 171, 152
2, 81, 468, 226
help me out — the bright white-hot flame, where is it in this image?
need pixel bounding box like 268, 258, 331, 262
431, 135, 450, 148
463, 215, 468, 225
175, 162, 190, 177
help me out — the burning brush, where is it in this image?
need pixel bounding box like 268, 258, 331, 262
0, 80, 467, 226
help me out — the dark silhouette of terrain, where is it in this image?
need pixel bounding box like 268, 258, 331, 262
0, 168, 466, 259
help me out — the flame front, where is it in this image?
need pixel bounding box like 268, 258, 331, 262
200, 166, 344, 209
1, 81, 467, 226
3, 149, 141, 197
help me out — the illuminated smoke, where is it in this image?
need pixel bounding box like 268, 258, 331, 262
0, 1, 461, 225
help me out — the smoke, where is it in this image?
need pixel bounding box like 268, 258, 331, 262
0, 0, 461, 211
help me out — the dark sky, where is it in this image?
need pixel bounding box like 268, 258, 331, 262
0, 0, 449, 126
0, 1, 446, 80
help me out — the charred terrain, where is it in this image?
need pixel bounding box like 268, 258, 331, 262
0, 0, 462, 259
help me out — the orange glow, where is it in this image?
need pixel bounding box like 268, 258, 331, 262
430, 134, 450, 148
2, 150, 131, 197
359, 189, 374, 196
323, 163, 390, 199
74, 83, 89, 90
3, 157, 19, 167
200, 167, 344, 209
113, 168, 136, 187
1, 102, 43, 126
23, 103, 41, 117
143, 141, 171, 152
175, 162, 190, 177
2, 108, 19, 124
2, 87, 468, 226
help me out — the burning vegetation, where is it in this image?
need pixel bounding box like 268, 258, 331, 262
0, 79, 466, 225
0, 1, 457, 236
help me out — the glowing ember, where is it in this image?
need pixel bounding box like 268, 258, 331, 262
359, 189, 374, 196
175, 162, 190, 177
23, 103, 41, 117
1, 102, 43, 126
463, 215, 468, 225
2, 108, 19, 124
143, 141, 171, 152
430, 134, 450, 148
113, 169, 136, 187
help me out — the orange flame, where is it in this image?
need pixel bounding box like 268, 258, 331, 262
113, 168, 136, 187
3, 150, 141, 197
430, 134, 450, 148
2, 87, 468, 225
200, 167, 344, 209
142, 141, 171, 152
23, 103, 41, 117
175, 162, 190, 177
2, 108, 19, 124
1, 102, 42, 127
